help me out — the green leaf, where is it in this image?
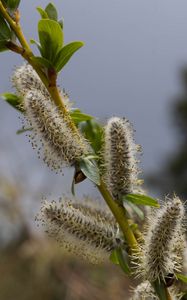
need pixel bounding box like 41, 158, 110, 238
16, 127, 32, 135
37, 7, 48, 19
124, 194, 160, 208
0, 40, 9, 52
70, 109, 93, 125
54, 41, 84, 72
0, 14, 12, 51
2, 0, 20, 10
176, 273, 187, 283
30, 56, 53, 69
79, 120, 104, 154
38, 19, 63, 62
110, 248, 131, 275
1, 93, 23, 112
110, 249, 119, 265
45, 3, 58, 21
0, 19, 15, 49
79, 157, 100, 185
152, 280, 168, 300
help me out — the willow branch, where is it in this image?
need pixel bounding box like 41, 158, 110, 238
0, 1, 139, 254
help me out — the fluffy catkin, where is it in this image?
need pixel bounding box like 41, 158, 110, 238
12, 63, 70, 108
23, 90, 89, 170
103, 117, 141, 201
38, 198, 121, 264
139, 196, 185, 282
130, 282, 180, 300
130, 281, 158, 300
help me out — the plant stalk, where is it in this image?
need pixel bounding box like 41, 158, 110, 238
98, 180, 139, 252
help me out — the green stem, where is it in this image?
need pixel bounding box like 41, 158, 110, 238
98, 180, 139, 252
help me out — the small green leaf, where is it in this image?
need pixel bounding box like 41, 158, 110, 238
1, 93, 23, 111
0, 14, 12, 51
45, 3, 58, 21
152, 280, 168, 300
38, 19, 63, 62
79, 157, 100, 185
37, 7, 48, 19
30, 56, 53, 69
0, 40, 9, 52
2, 0, 20, 10
16, 127, 32, 135
54, 41, 84, 72
176, 273, 187, 283
79, 120, 104, 154
70, 109, 93, 125
110, 249, 119, 265
110, 248, 131, 275
124, 194, 160, 208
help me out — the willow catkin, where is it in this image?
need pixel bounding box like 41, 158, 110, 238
130, 281, 158, 300
130, 281, 180, 300
103, 117, 141, 201
138, 196, 185, 282
23, 90, 89, 171
12, 63, 70, 108
38, 198, 121, 264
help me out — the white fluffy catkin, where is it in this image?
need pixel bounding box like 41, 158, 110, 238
103, 117, 141, 200
139, 196, 185, 282
12, 64, 70, 108
130, 281, 158, 300
38, 198, 121, 264
23, 90, 89, 171
130, 281, 180, 300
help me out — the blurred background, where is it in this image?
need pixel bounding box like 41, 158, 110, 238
0, 0, 187, 299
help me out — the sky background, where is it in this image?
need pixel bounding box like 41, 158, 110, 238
0, 0, 187, 207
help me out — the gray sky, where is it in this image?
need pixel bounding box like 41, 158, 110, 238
0, 0, 187, 199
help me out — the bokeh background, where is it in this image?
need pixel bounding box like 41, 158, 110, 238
0, 0, 187, 299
